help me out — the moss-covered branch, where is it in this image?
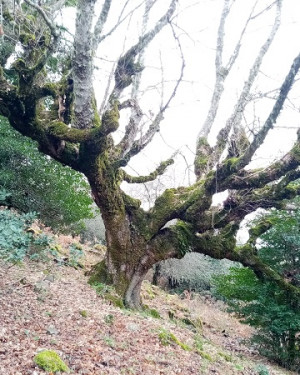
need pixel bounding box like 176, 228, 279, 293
0, 74, 20, 117
237, 243, 300, 309
202, 138, 300, 197
24, 0, 59, 38
148, 221, 193, 262
47, 121, 101, 143
122, 159, 174, 183
147, 182, 212, 237
155, 220, 300, 309
220, 141, 300, 191
101, 100, 120, 134
111, 0, 177, 97
202, 181, 300, 233
194, 137, 213, 177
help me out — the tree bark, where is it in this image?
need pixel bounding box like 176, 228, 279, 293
89, 210, 157, 309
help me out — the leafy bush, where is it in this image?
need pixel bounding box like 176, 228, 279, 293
214, 205, 300, 371
0, 188, 12, 204
255, 364, 269, 375
0, 116, 93, 230
214, 267, 300, 370
257, 208, 300, 287
0, 209, 52, 262
68, 243, 84, 267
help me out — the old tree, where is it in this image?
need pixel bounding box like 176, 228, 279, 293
1, 0, 300, 308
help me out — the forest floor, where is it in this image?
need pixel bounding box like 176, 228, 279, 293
0, 232, 298, 375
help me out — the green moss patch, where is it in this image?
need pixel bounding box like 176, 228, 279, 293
34, 350, 70, 373
158, 328, 191, 351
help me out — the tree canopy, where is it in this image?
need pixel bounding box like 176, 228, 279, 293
0, 0, 300, 308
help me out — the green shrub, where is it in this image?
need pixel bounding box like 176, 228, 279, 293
0, 209, 52, 262
214, 267, 300, 370
255, 364, 270, 375
68, 243, 84, 267
213, 205, 300, 371
0, 188, 11, 204
0, 116, 93, 231
257, 208, 300, 287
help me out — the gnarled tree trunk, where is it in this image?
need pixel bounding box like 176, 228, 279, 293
0, 0, 300, 310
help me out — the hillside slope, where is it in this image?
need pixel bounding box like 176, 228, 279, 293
0, 248, 298, 375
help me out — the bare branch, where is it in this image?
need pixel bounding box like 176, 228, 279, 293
197, 0, 256, 140
194, 0, 261, 178
116, 20, 185, 166
95, 1, 145, 46
116, 100, 143, 158
92, 0, 112, 51
225, 1, 258, 71
23, 0, 59, 38
238, 51, 300, 168
212, 0, 282, 162
120, 57, 184, 165
115, 0, 153, 159
111, 0, 178, 99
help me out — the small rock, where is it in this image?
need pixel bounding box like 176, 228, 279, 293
126, 323, 140, 332
47, 325, 59, 335
44, 274, 55, 282
34, 280, 50, 292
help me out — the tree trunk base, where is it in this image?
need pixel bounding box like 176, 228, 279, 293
87, 259, 113, 285
87, 259, 146, 310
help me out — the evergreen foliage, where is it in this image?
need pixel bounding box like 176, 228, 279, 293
258, 207, 300, 287
214, 207, 300, 371
0, 116, 93, 230
0, 209, 51, 262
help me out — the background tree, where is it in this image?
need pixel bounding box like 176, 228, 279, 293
0, 116, 94, 231
257, 206, 300, 287
214, 205, 300, 370
214, 267, 300, 371
0, 0, 300, 308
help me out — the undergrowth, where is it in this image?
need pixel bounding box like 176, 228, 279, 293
0, 209, 52, 263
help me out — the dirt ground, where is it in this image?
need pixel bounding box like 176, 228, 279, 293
0, 253, 298, 375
